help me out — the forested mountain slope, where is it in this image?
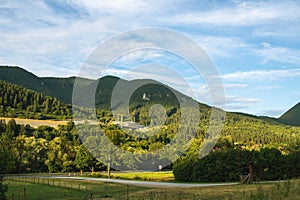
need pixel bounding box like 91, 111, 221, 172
279, 102, 300, 126
0, 80, 71, 119
1, 65, 299, 128
0, 66, 93, 103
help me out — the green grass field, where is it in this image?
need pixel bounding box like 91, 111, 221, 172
5, 177, 149, 200
90, 171, 174, 181
4, 176, 300, 200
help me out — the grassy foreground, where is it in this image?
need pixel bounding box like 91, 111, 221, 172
4, 177, 300, 199
5, 177, 148, 199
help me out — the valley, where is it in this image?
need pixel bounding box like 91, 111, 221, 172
0, 66, 300, 199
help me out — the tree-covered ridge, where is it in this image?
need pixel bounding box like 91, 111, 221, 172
0, 66, 192, 110
0, 80, 72, 120
0, 66, 94, 104
1, 65, 300, 127
279, 102, 300, 126
222, 113, 300, 151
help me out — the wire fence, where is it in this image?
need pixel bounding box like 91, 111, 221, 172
7, 176, 298, 199
4, 176, 208, 200
5, 176, 130, 200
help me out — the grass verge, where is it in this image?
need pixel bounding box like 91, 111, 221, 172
5, 177, 149, 200
4, 177, 300, 200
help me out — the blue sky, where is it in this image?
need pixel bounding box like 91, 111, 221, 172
1, 0, 300, 117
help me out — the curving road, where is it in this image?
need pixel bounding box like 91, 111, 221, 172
30, 176, 239, 188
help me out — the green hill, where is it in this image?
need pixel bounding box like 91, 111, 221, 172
278, 102, 300, 126
0, 66, 93, 103
0, 66, 204, 110
0, 65, 297, 128
0, 80, 71, 119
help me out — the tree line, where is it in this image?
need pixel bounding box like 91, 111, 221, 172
173, 139, 300, 182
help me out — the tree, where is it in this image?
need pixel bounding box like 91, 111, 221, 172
75, 145, 97, 173
0, 147, 13, 200
0, 151, 8, 200
6, 119, 17, 137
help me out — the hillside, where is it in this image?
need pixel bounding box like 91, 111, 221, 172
278, 102, 300, 126
0, 66, 94, 103
0, 66, 206, 111
0, 66, 300, 181
0, 65, 296, 127
0, 80, 71, 119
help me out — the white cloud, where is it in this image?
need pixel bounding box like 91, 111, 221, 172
224, 83, 248, 89
225, 95, 260, 110
254, 85, 279, 90
258, 109, 285, 117
168, 1, 300, 26
115, 50, 164, 65
195, 36, 247, 58
257, 45, 300, 65
70, 0, 149, 14
222, 68, 300, 82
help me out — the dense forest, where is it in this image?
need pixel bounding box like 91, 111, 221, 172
0, 113, 299, 181
0, 80, 72, 120
279, 102, 300, 126
173, 142, 300, 182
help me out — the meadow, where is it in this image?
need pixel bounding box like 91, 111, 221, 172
4, 176, 300, 200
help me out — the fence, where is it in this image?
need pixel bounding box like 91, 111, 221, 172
5, 176, 131, 200
4, 176, 240, 200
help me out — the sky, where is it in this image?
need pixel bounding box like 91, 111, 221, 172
1, 0, 300, 117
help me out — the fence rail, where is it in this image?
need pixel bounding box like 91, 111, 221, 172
4, 176, 203, 200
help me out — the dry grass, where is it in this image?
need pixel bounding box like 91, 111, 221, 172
0, 117, 68, 128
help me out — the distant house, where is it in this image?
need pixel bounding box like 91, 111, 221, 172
142, 93, 150, 101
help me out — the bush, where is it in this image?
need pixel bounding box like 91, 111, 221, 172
173, 148, 300, 182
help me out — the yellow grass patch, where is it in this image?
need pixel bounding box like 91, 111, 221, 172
0, 117, 68, 128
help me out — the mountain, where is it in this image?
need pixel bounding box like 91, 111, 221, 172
0, 65, 297, 127
0, 66, 204, 110
0, 66, 93, 103
278, 103, 300, 126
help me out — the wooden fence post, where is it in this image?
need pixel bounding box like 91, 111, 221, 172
23, 187, 26, 200
126, 185, 129, 200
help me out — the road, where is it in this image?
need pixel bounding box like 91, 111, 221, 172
27, 176, 239, 188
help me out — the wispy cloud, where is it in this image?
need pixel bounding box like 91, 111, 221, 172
225, 83, 248, 89
195, 36, 247, 58
226, 95, 260, 110
258, 109, 285, 117
257, 44, 300, 65
254, 85, 280, 90
222, 68, 300, 82
168, 1, 300, 26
